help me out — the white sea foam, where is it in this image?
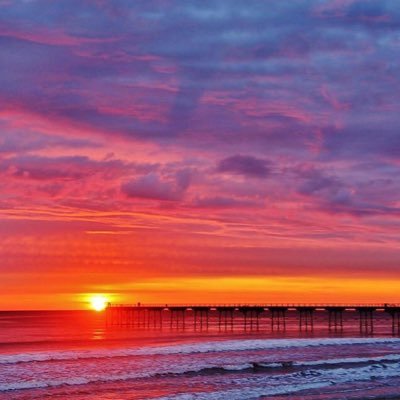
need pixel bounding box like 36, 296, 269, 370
154, 361, 400, 399
254, 353, 400, 369
1, 337, 399, 365
2, 350, 400, 392
223, 363, 253, 371
155, 382, 330, 400
299, 353, 400, 367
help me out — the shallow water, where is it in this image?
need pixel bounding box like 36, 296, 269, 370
1, 310, 400, 399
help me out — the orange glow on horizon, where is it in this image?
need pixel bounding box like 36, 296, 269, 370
0, 275, 399, 310
103, 276, 400, 306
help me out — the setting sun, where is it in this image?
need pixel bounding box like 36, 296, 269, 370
89, 295, 108, 312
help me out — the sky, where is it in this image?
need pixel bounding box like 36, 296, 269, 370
1, 0, 400, 309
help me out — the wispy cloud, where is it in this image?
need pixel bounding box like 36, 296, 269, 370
1, 0, 400, 306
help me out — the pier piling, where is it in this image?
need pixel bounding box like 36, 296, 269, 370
297, 307, 315, 331
357, 307, 375, 335
386, 307, 400, 335
327, 307, 345, 332
269, 307, 287, 331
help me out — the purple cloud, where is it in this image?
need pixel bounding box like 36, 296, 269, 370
0, 154, 154, 181
193, 196, 258, 208
297, 168, 341, 196
296, 164, 400, 217
217, 155, 271, 178
121, 170, 191, 201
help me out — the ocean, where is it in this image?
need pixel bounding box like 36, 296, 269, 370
1, 310, 400, 399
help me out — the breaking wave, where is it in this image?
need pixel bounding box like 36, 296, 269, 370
2, 351, 400, 392
1, 337, 399, 365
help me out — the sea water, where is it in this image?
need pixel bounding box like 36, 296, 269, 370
1, 310, 400, 399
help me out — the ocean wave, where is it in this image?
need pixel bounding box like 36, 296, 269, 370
174, 353, 400, 376
155, 382, 330, 400
154, 361, 400, 399
1, 337, 399, 365
2, 353, 400, 392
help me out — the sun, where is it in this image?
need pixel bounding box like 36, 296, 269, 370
89, 295, 108, 312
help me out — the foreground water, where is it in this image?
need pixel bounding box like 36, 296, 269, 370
1, 310, 400, 399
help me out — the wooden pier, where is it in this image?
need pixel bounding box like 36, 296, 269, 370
106, 303, 400, 335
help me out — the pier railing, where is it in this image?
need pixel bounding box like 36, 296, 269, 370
108, 303, 400, 309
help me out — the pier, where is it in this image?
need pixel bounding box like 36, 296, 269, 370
106, 303, 400, 335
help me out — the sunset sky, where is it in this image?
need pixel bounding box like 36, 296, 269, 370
1, 0, 400, 310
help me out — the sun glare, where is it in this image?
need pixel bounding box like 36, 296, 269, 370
90, 295, 108, 312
